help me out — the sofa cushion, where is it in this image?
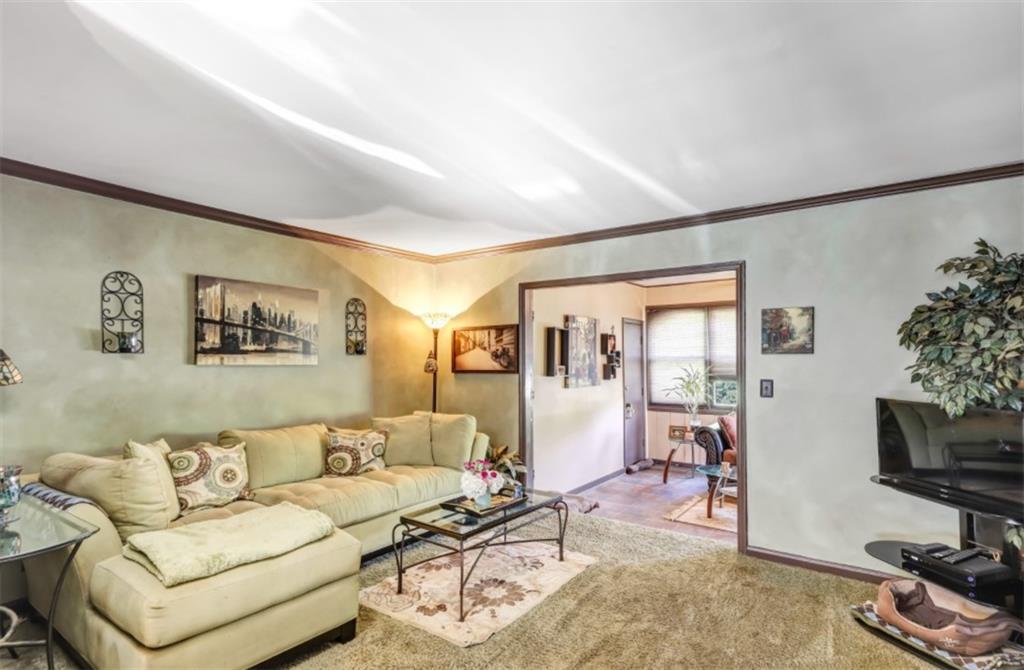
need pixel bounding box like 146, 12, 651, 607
168, 500, 264, 527
90, 530, 360, 648
361, 466, 461, 507
372, 414, 432, 466
251, 476, 399, 528
414, 411, 477, 470
719, 414, 738, 451
123, 439, 180, 519
218, 423, 327, 489
40, 453, 174, 540
167, 443, 249, 515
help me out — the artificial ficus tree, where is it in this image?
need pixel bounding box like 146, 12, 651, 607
898, 239, 1024, 417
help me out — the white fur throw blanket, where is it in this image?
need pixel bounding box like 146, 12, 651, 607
123, 501, 335, 586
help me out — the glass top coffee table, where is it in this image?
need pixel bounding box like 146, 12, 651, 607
392, 490, 568, 621
1, 495, 98, 670
695, 463, 738, 520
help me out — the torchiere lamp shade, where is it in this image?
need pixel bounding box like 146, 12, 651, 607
0, 349, 23, 386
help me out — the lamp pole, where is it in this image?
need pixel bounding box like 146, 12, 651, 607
421, 313, 450, 413
431, 328, 439, 412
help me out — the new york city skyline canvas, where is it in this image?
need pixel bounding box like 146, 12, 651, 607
194, 275, 319, 366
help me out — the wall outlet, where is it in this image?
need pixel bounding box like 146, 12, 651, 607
760, 379, 774, 398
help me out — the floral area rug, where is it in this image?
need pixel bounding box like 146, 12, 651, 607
663, 494, 738, 532
359, 538, 597, 647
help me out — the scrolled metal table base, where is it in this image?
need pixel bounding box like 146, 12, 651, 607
392, 500, 569, 622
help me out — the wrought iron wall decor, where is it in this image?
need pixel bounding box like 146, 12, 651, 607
101, 271, 144, 353
345, 298, 367, 355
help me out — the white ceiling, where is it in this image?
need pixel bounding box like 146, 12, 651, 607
2, 2, 1021, 256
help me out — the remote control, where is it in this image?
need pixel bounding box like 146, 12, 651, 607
931, 548, 958, 560
919, 543, 949, 555
943, 548, 982, 564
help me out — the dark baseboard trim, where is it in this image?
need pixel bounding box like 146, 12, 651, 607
568, 468, 626, 494
0, 157, 433, 263
745, 545, 893, 584
2, 156, 1019, 264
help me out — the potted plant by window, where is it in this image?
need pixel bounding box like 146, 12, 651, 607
663, 362, 709, 429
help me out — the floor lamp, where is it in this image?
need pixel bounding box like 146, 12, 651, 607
420, 314, 450, 412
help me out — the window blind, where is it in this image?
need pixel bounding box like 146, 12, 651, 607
647, 304, 737, 406
709, 305, 737, 376
647, 308, 707, 405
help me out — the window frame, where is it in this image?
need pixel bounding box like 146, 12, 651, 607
645, 301, 738, 414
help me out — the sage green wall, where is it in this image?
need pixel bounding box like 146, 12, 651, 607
0, 176, 434, 470
431, 177, 1024, 572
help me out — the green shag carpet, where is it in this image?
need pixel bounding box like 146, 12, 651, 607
282, 514, 927, 670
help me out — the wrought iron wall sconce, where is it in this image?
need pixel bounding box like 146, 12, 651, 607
101, 271, 144, 353
346, 298, 367, 355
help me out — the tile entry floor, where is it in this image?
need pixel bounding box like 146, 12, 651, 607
576, 464, 737, 543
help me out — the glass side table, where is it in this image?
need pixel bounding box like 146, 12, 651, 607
1, 495, 97, 670
663, 436, 699, 482
695, 463, 738, 520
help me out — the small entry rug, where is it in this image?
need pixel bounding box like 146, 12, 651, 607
359, 539, 596, 647
664, 494, 738, 532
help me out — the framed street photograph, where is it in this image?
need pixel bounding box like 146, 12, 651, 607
452, 324, 519, 373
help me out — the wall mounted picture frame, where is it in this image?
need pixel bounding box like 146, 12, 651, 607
452, 324, 519, 373
668, 425, 690, 440
564, 314, 600, 388
194, 275, 319, 366
761, 306, 814, 354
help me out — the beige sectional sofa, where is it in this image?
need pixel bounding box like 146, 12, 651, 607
24, 412, 488, 669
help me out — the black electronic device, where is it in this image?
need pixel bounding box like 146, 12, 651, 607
900, 543, 1014, 587
875, 398, 1024, 520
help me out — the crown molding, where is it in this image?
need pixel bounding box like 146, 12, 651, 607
432, 161, 1024, 262
0, 157, 435, 263
3, 157, 1020, 265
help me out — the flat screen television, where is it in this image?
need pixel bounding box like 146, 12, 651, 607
876, 398, 1023, 521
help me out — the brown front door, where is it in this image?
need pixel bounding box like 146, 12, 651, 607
622, 318, 646, 466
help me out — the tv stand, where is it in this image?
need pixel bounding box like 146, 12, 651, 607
866, 477, 1023, 616
865, 539, 1022, 613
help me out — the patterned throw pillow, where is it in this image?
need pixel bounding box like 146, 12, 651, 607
167, 442, 249, 515
326, 430, 387, 476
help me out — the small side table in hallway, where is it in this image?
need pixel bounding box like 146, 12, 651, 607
662, 435, 698, 483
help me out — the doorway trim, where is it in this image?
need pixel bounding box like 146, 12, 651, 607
621, 317, 646, 468
518, 260, 748, 553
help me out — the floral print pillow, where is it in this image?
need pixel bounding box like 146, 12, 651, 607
326, 429, 387, 476
167, 442, 249, 515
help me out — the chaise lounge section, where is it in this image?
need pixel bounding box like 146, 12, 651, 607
23, 412, 488, 669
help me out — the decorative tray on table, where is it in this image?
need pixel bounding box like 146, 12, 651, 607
440, 491, 527, 518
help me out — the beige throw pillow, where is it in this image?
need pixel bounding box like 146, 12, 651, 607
124, 439, 180, 519
325, 429, 387, 476
40, 452, 175, 540
414, 411, 477, 470
371, 414, 433, 466
167, 443, 249, 515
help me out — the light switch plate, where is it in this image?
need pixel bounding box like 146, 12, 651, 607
760, 379, 774, 398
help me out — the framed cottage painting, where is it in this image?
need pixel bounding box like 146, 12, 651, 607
452, 324, 519, 373
564, 314, 600, 388
761, 306, 814, 354
195, 275, 319, 366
